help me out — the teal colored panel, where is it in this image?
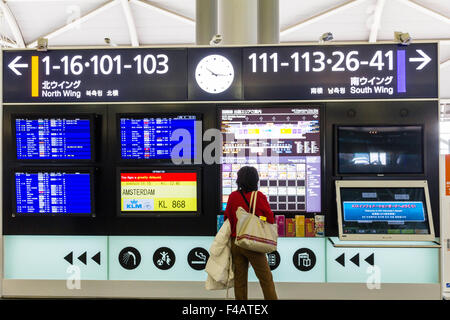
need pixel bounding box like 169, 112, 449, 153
248, 237, 326, 283
4, 236, 108, 280
109, 236, 326, 282
326, 237, 439, 284
109, 236, 214, 281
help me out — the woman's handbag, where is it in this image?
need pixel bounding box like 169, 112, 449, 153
235, 190, 278, 253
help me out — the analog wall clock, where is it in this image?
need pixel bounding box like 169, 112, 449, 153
195, 54, 235, 94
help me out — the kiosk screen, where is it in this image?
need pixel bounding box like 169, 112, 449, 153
340, 187, 431, 235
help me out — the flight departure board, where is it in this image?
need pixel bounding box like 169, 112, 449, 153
220, 107, 321, 212
120, 115, 197, 160
15, 117, 92, 160
14, 171, 92, 215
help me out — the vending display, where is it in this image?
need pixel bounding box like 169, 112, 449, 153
119, 169, 200, 216
14, 170, 93, 215
337, 125, 423, 175
119, 115, 198, 160
220, 107, 321, 212
14, 116, 92, 160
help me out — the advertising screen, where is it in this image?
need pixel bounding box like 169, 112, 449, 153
339, 187, 431, 236
119, 115, 198, 160
14, 171, 93, 215
337, 125, 423, 174
220, 107, 321, 212
119, 169, 199, 216
15, 116, 92, 160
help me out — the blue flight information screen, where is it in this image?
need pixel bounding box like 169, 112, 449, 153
15, 118, 92, 160
120, 115, 197, 160
15, 172, 92, 214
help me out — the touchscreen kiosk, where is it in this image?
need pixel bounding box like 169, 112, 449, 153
118, 168, 200, 216
336, 180, 435, 241
220, 106, 321, 212
14, 170, 94, 216
119, 114, 198, 160
336, 125, 423, 175
14, 116, 93, 160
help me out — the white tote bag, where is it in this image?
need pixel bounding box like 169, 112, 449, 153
235, 191, 278, 253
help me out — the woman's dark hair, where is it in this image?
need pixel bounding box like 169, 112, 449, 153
236, 166, 259, 192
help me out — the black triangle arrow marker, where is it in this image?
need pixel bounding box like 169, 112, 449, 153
350, 253, 360, 267
365, 253, 375, 266
64, 252, 73, 265
91, 252, 101, 265
78, 252, 87, 265
335, 253, 345, 267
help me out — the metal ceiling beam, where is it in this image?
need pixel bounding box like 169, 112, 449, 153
26, 0, 120, 48
131, 0, 195, 25
0, 0, 25, 47
120, 0, 139, 46
442, 59, 450, 69
280, 0, 368, 37
0, 38, 16, 47
395, 0, 449, 24
368, 0, 386, 42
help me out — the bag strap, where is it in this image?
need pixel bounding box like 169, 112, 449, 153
238, 190, 258, 215
251, 191, 258, 215
239, 190, 252, 212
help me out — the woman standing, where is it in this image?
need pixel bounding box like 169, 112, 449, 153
224, 166, 278, 300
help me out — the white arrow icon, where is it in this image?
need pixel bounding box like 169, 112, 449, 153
8, 56, 29, 76
409, 49, 431, 70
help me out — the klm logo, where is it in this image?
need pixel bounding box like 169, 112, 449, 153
127, 200, 142, 209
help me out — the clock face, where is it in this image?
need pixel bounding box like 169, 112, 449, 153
195, 54, 235, 94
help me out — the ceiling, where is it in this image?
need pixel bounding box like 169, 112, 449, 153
0, 0, 449, 97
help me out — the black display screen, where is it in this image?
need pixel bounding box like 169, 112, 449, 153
337, 125, 423, 174
340, 187, 431, 235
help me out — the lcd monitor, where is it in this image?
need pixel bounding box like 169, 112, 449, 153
14, 116, 93, 160
337, 125, 423, 175
336, 180, 435, 241
118, 168, 201, 216
14, 169, 94, 216
220, 106, 321, 213
119, 114, 198, 160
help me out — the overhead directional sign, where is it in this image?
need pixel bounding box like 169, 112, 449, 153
3, 48, 188, 103
243, 43, 438, 100
2, 43, 438, 103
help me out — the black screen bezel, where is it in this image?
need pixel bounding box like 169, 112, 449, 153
335, 124, 425, 176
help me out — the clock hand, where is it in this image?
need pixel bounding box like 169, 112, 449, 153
206, 67, 218, 76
